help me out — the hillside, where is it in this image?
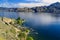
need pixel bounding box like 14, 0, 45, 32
0, 17, 33, 40
0, 17, 18, 40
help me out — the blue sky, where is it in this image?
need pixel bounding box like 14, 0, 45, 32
0, 0, 60, 8
0, 0, 42, 3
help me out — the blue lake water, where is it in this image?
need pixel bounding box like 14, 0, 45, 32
0, 12, 60, 40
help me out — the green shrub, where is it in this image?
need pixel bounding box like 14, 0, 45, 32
27, 36, 34, 40
18, 32, 26, 38
16, 17, 25, 26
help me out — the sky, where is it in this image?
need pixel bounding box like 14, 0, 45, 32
0, 0, 60, 8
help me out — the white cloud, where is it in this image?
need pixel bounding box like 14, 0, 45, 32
0, 2, 49, 8
0, 0, 60, 8
26, 0, 41, 2
17, 3, 48, 8
26, 0, 60, 4
18, 0, 60, 7
43, 0, 60, 4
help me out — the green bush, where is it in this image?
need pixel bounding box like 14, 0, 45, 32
18, 32, 27, 39
16, 17, 25, 26
25, 29, 30, 33
27, 36, 34, 40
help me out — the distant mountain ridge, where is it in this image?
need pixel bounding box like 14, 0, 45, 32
49, 2, 60, 8
0, 2, 60, 14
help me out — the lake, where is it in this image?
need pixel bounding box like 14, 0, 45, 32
0, 12, 60, 40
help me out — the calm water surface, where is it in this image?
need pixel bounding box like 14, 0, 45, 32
0, 12, 60, 40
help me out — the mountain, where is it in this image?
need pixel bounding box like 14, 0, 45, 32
0, 2, 60, 14
47, 2, 60, 13
49, 2, 60, 9
31, 2, 60, 13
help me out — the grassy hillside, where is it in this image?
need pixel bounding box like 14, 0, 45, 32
0, 18, 20, 40
0, 17, 33, 40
